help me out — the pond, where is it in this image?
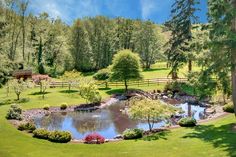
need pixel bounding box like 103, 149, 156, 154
34, 102, 208, 139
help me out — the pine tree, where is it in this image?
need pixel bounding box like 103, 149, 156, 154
208, 0, 236, 114
165, 0, 199, 79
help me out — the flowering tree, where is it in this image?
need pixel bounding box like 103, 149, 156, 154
32, 74, 50, 93
9, 79, 28, 100
129, 97, 177, 131
40, 80, 50, 99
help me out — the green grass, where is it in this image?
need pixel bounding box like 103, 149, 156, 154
0, 63, 235, 157
0, 101, 236, 157
81, 62, 201, 80
0, 87, 236, 157
141, 62, 201, 79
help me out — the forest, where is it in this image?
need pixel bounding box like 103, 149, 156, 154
0, 0, 168, 78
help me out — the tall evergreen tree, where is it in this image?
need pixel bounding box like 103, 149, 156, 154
208, 0, 236, 114
70, 20, 92, 71
165, 0, 199, 79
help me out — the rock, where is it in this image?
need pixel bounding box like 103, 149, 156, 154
114, 134, 123, 139
162, 95, 168, 99
205, 108, 216, 115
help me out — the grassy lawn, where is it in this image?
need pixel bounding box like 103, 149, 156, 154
0, 86, 236, 157
82, 62, 201, 80
141, 62, 200, 79
0, 63, 235, 157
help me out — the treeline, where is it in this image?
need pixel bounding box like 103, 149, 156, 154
0, 0, 71, 85
0, 0, 167, 83
70, 17, 166, 71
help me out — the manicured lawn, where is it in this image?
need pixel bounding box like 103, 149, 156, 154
82, 62, 201, 80
0, 87, 236, 157
141, 62, 201, 79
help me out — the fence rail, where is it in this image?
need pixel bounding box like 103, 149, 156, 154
47, 78, 188, 88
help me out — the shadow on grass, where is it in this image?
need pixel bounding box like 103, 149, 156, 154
59, 90, 79, 94
0, 98, 30, 106
29, 92, 51, 95
99, 87, 112, 90
182, 123, 236, 157
105, 88, 125, 95
142, 131, 170, 141
143, 67, 169, 72
81, 71, 96, 77
105, 88, 152, 95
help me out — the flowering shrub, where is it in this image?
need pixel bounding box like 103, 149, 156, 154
84, 133, 105, 144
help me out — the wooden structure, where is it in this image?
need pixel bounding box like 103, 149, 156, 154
12, 70, 32, 80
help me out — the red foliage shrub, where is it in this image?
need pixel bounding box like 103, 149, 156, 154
84, 133, 105, 144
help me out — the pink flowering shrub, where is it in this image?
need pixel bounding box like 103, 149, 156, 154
32, 74, 50, 84
84, 133, 105, 144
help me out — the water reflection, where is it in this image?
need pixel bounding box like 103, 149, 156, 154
34, 102, 207, 139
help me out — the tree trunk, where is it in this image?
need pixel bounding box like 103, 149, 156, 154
147, 117, 152, 131
17, 94, 20, 100
69, 84, 71, 92
40, 83, 43, 93
188, 59, 192, 73
124, 79, 128, 92
231, 0, 236, 116
172, 71, 178, 80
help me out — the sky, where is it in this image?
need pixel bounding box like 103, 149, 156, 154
28, 0, 208, 25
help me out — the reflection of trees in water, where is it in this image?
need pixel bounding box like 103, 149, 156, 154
108, 102, 138, 134
35, 112, 66, 130
71, 110, 111, 134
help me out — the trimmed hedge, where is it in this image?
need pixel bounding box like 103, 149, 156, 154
223, 103, 234, 113
33, 129, 50, 139
123, 128, 143, 140
18, 122, 36, 133
48, 131, 72, 143
33, 129, 72, 143
178, 117, 197, 127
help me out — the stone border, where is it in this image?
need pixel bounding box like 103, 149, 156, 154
8, 92, 229, 144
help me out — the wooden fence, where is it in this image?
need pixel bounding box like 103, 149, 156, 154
48, 78, 188, 88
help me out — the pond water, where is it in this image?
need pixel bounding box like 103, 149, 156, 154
34, 102, 207, 139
